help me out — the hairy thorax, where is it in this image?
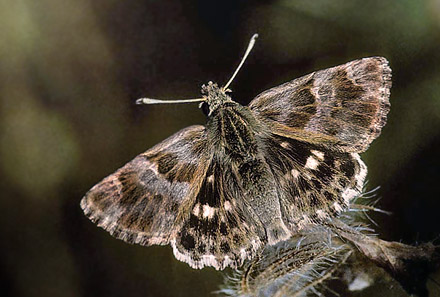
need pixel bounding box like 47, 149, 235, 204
207, 102, 261, 159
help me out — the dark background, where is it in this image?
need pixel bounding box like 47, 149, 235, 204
1, 0, 440, 296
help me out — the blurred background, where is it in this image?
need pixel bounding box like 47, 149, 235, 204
1, 0, 440, 296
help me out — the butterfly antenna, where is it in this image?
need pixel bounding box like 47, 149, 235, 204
136, 97, 205, 105
222, 33, 258, 91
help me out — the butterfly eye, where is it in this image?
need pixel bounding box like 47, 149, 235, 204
200, 102, 210, 116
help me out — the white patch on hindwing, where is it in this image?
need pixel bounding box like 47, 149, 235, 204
341, 153, 367, 204
311, 150, 325, 160
280, 141, 290, 149
305, 156, 319, 170
202, 204, 216, 219
224, 200, 232, 211
207, 174, 214, 183
192, 203, 200, 216
291, 169, 300, 178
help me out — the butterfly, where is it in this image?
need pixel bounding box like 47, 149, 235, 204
80, 34, 391, 270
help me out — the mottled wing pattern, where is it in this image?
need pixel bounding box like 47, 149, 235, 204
81, 125, 209, 246
81, 125, 264, 270
172, 156, 265, 270
249, 57, 392, 153
262, 134, 367, 230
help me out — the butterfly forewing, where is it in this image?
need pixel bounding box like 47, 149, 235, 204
81, 125, 210, 246
249, 57, 391, 153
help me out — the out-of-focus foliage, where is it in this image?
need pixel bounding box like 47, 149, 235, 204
1, 1, 439, 297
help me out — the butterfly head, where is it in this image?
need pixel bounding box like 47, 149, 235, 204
201, 81, 233, 116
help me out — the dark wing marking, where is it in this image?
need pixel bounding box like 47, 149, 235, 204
249, 57, 391, 153
262, 134, 367, 231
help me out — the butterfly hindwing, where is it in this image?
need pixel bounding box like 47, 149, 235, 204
262, 134, 367, 230
249, 57, 391, 153
172, 157, 265, 270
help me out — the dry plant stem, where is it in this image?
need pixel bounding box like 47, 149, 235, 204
233, 230, 353, 297
329, 219, 437, 273
287, 251, 352, 297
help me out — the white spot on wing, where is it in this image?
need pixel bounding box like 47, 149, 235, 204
193, 203, 200, 216
342, 188, 358, 203
333, 202, 343, 212
207, 174, 214, 183
224, 201, 232, 211
202, 204, 216, 219
305, 156, 319, 170
147, 162, 159, 175
291, 169, 300, 178
316, 209, 327, 218
240, 248, 247, 259
311, 150, 325, 160
339, 154, 367, 205
280, 141, 290, 149
351, 153, 367, 190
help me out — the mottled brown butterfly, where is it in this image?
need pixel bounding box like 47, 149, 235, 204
81, 34, 391, 270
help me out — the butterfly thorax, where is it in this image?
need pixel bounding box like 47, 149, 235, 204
201, 81, 234, 116
202, 82, 265, 154
205, 98, 259, 158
